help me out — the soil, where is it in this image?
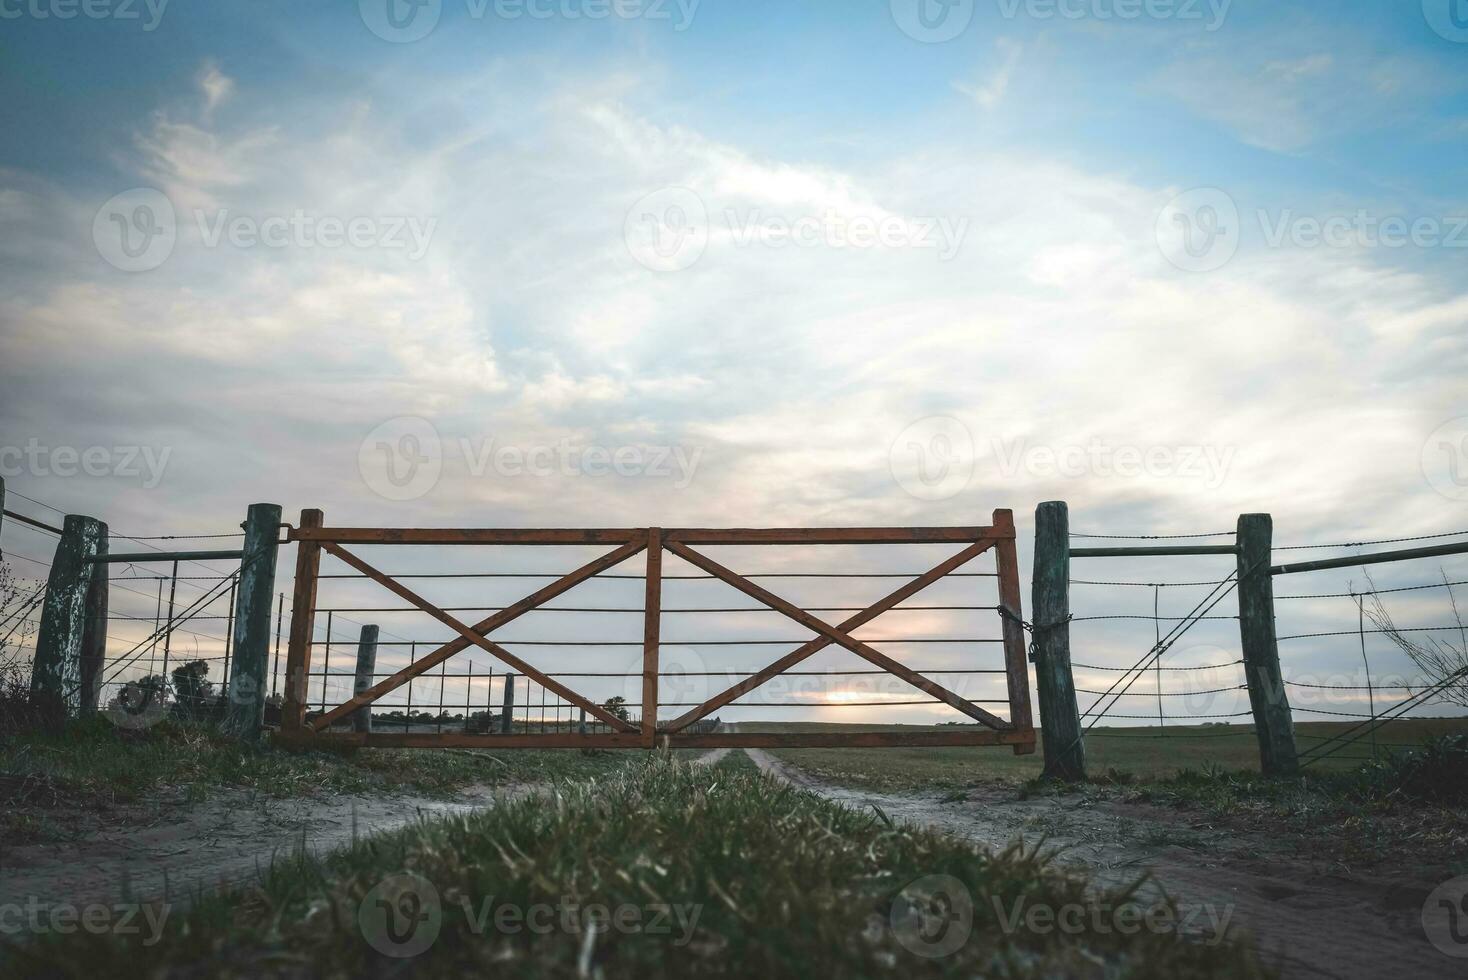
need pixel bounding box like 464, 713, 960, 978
0, 783, 515, 913
742, 746, 1458, 980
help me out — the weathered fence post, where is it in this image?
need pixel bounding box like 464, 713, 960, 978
1032, 501, 1085, 780
222, 503, 282, 740
282, 508, 323, 735
351, 624, 379, 734
32, 515, 107, 730
500, 672, 516, 733
79, 530, 109, 714
1236, 513, 1298, 776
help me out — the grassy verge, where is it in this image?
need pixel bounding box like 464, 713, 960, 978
3, 754, 1269, 978
0, 718, 630, 842
756, 719, 1468, 795
1114, 754, 1468, 876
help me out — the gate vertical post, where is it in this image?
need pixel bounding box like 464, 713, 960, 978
282, 508, 323, 735
1236, 513, 1298, 776
79, 526, 109, 715
351, 624, 379, 734
992, 509, 1035, 754
1032, 501, 1085, 780
500, 672, 516, 733
642, 528, 662, 748
32, 514, 106, 730
223, 503, 282, 740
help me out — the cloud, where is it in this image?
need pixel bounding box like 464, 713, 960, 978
953, 38, 1024, 110
3, 53, 1467, 721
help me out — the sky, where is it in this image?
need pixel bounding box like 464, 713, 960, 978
1, 0, 1466, 733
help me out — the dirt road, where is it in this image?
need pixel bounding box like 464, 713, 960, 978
743, 746, 1457, 980
0, 784, 513, 913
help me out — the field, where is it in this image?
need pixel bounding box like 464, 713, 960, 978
739, 719, 1468, 793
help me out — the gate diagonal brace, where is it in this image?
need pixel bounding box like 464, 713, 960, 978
310, 541, 641, 733
662, 541, 1012, 732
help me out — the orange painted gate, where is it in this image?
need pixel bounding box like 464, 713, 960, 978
277, 510, 1035, 753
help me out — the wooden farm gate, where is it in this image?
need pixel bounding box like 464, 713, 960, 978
276, 509, 1035, 752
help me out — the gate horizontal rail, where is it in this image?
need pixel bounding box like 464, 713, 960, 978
275, 510, 1035, 753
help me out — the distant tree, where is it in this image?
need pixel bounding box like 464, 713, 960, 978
602, 696, 631, 722
171, 660, 216, 720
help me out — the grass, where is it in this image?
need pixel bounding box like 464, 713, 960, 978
0, 717, 631, 842
2, 754, 1271, 978
750, 720, 1468, 875
748, 719, 1468, 794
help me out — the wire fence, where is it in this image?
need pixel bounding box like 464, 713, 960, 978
1065, 525, 1468, 768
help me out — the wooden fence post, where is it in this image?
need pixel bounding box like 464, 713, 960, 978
1236, 513, 1298, 776
223, 503, 282, 740
351, 624, 379, 734
79, 529, 109, 715
282, 508, 323, 734
31, 515, 107, 730
1032, 501, 1085, 780
500, 672, 515, 733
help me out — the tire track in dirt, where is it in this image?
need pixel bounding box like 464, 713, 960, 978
741, 746, 1456, 980
0, 783, 524, 913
